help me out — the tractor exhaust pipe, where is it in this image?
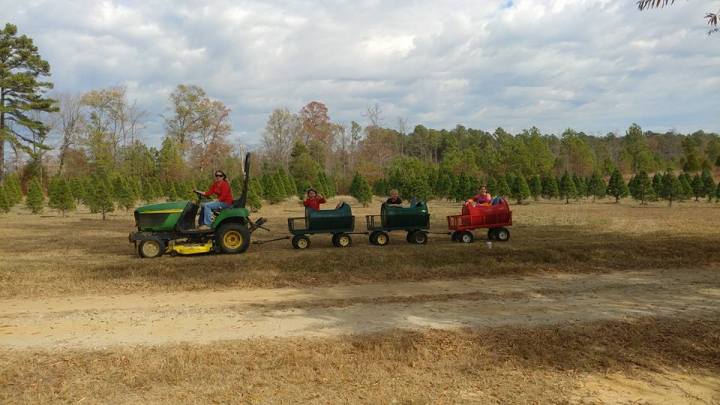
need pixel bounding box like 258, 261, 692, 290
237, 152, 251, 208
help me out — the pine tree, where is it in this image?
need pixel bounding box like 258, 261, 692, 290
652, 173, 663, 197
588, 172, 606, 202
273, 171, 288, 198
86, 175, 115, 219
542, 176, 560, 199
350, 172, 372, 207
247, 178, 263, 211
572, 174, 587, 200
165, 182, 180, 201
141, 178, 157, 203
691, 173, 704, 201
495, 176, 511, 197
528, 175, 542, 201
701, 169, 715, 202
266, 176, 283, 204
629, 170, 654, 205
0, 185, 10, 213
25, 178, 44, 214
716, 182, 720, 203
373, 178, 390, 197
660, 172, 683, 207
4, 173, 22, 206
48, 177, 75, 216
486, 176, 498, 197
68, 177, 86, 205
559, 172, 577, 204
511, 174, 531, 204
113, 177, 136, 211
678, 173, 693, 200
606, 169, 628, 203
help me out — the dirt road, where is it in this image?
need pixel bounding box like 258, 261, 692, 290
1, 268, 718, 350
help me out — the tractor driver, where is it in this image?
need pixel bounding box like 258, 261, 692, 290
193, 170, 234, 230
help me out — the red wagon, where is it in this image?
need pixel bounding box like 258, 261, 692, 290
447, 198, 512, 243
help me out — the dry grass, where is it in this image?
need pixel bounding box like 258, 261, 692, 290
1, 318, 718, 404
1, 197, 719, 298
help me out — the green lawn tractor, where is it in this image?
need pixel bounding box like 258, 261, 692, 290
128, 153, 266, 258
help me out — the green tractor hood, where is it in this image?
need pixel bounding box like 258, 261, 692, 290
134, 200, 189, 232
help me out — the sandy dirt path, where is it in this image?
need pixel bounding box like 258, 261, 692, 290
1, 268, 718, 350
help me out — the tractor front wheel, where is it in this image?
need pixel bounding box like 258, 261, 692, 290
216, 223, 251, 254
138, 239, 165, 258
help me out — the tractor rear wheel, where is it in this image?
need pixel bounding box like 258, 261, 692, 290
138, 239, 165, 258
460, 231, 474, 244
292, 235, 310, 249
216, 223, 250, 254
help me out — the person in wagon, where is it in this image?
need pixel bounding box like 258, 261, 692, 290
193, 170, 234, 230
385, 189, 403, 205
466, 185, 492, 207
303, 188, 326, 211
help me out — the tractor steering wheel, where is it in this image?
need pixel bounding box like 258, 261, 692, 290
194, 190, 205, 204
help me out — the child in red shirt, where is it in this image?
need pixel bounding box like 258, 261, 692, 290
303, 188, 326, 211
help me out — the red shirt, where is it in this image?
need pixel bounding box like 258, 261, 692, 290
303, 196, 326, 211
204, 180, 234, 205
472, 193, 492, 204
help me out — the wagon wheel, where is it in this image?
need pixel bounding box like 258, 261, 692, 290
406, 231, 416, 243
335, 233, 352, 248
331, 233, 340, 247
375, 231, 389, 246
451, 231, 462, 242
411, 231, 428, 245
138, 239, 165, 258
369, 231, 379, 245
292, 235, 311, 249
488, 229, 497, 241
495, 227, 510, 242
460, 231, 474, 244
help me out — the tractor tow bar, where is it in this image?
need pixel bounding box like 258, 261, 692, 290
252, 236, 291, 245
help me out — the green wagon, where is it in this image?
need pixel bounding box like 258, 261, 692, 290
365, 202, 431, 246
287, 202, 356, 249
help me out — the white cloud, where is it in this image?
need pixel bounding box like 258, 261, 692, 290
1, 0, 718, 146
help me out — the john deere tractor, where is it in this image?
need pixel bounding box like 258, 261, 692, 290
129, 153, 266, 258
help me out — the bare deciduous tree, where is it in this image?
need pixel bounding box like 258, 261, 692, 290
262, 108, 302, 169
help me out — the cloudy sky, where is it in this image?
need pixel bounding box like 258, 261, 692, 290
3, 0, 719, 146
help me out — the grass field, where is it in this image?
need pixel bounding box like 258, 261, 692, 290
1, 197, 719, 404
0, 196, 719, 298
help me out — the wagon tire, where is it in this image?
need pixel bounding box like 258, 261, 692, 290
375, 231, 389, 246
495, 227, 510, 242
460, 231, 474, 244
292, 235, 311, 249
451, 231, 462, 242
411, 231, 428, 245
335, 233, 352, 248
